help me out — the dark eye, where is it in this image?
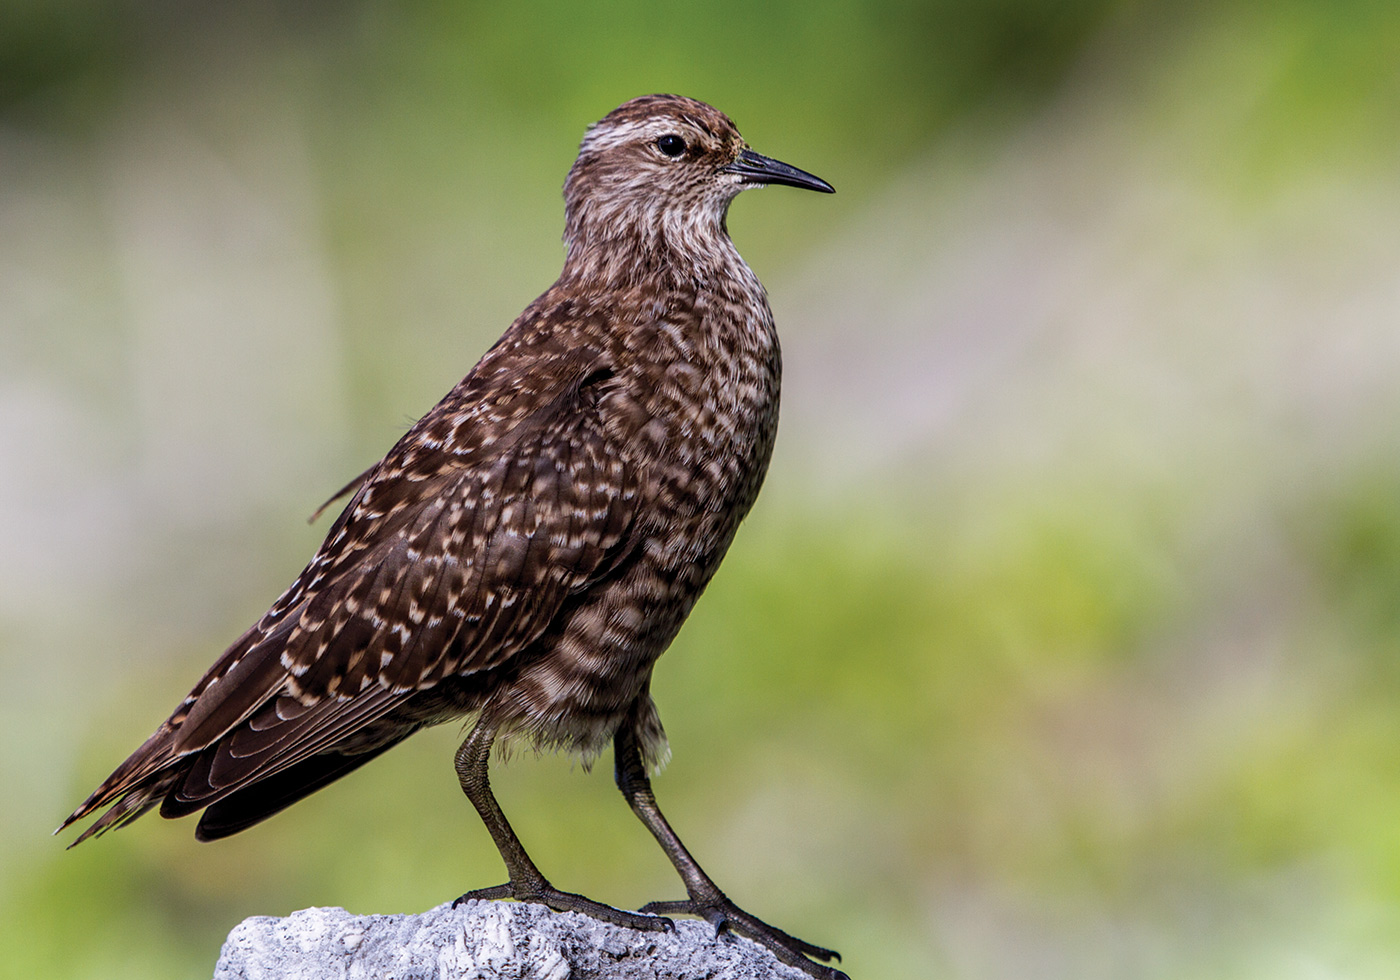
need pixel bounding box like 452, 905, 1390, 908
656, 134, 686, 158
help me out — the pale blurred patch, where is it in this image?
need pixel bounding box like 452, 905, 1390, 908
106, 89, 348, 527
0, 66, 349, 881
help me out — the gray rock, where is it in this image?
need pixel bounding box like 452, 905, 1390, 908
213, 900, 815, 979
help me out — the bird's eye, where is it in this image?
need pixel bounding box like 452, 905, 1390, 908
655, 134, 686, 158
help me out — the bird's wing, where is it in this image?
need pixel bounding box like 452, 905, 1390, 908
261, 352, 638, 708
63, 345, 639, 835
306, 463, 377, 524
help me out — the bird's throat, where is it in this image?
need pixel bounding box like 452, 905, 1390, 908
561, 199, 743, 291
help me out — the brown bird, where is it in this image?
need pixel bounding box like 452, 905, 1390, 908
61, 94, 841, 978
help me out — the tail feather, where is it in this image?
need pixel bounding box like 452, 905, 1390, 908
160, 686, 407, 819
59, 620, 294, 842
194, 734, 411, 840
56, 724, 183, 838
63, 766, 187, 847
60, 678, 412, 843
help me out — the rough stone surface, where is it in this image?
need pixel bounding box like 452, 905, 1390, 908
212, 900, 816, 980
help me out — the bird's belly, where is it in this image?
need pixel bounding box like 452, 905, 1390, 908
496, 463, 761, 748
488, 350, 780, 757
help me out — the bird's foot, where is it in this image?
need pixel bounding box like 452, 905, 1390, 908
641, 893, 847, 980
454, 880, 673, 933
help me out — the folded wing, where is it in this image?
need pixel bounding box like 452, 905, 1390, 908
61, 348, 637, 843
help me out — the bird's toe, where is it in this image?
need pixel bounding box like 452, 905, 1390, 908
641, 894, 845, 979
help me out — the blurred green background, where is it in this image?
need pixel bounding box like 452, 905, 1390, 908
4, 0, 1400, 977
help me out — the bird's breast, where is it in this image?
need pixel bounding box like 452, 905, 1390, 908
611, 301, 780, 537
485, 279, 782, 756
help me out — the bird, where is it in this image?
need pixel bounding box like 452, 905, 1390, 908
60, 94, 841, 979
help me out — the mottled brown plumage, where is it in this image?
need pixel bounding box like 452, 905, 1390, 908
61, 95, 840, 978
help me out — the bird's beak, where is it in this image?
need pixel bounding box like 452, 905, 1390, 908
723, 148, 834, 193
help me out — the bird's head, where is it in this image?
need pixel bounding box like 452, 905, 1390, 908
561, 94, 832, 284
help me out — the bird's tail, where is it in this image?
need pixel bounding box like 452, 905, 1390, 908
55, 724, 186, 846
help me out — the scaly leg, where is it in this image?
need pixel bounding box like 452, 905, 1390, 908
452, 717, 671, 932
613, 724, 848, 979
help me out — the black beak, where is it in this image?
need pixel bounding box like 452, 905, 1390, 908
723, 148, 834, 193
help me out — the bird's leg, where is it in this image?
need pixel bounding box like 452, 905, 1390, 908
613, 726, 848, 980
452, 718, 671, 932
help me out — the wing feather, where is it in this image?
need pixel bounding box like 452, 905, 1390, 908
63, 343, 638, 840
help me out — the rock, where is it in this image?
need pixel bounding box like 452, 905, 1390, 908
212, 900, 815, 979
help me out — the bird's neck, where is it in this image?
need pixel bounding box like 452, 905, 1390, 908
559, 201, 748, 292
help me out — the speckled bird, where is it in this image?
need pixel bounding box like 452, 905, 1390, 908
61, 94, 841, 979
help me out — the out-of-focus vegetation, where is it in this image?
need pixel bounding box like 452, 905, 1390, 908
3, 1, 1400, 978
